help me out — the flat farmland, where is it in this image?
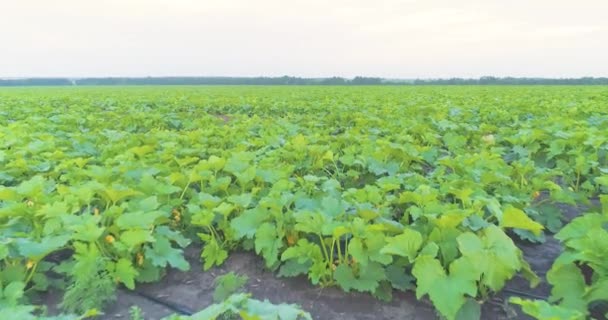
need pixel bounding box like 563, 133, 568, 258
1, 86, 607, 320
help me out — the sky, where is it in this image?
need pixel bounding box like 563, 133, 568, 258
1, 0, 607, 78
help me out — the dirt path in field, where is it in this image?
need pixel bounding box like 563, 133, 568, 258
90, 202, 592, 319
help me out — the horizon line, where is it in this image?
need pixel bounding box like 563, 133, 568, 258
2, 75, 608, 80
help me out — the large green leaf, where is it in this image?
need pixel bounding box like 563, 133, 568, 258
380, 228, 423, 261
334, 262, 386, 293
412, 256, 478, 320
501, 206, 544, 236
457, 226, 524, 291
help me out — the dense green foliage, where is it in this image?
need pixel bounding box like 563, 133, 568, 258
0, 86, 607, 319
162, 293, 312, 320
2, 76, 608, 86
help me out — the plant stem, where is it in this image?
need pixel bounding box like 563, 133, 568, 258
329, 238, 336, 265
318, 234, 330, 267
336, 237, 343, 263
24, 262, 39, 286
180, 179, 192, 200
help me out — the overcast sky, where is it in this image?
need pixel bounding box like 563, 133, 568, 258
1, 0, 607, 78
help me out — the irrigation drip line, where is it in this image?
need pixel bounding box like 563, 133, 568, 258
502, 288, 548, 301
131, 288, 195, 316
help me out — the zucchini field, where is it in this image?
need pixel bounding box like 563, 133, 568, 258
1, 86, 607, 320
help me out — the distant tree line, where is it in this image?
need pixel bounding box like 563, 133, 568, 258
411, 76, 608, 85
1, 76, 607, 86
